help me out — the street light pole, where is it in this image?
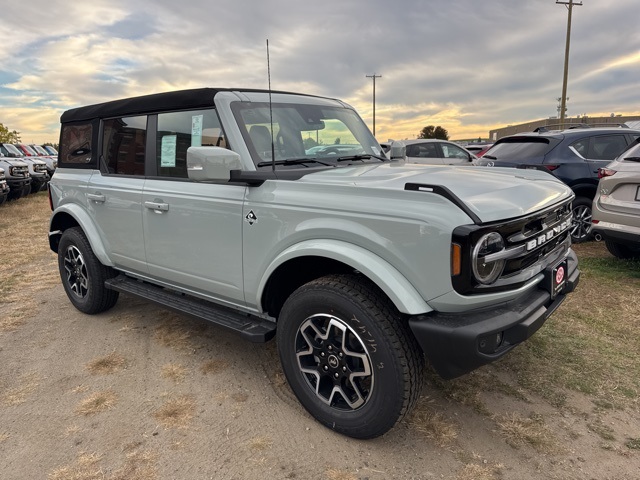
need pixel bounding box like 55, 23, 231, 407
366, 73, 382, 136
556, 0, 582, 129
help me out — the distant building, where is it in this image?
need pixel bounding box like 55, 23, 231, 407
489, 114, 640, 141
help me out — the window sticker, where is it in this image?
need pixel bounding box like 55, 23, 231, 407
192, 115, 204, 147
160, 135, 177, 167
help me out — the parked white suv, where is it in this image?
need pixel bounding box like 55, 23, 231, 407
592, 139, 640, 258
49, 88, 580, 438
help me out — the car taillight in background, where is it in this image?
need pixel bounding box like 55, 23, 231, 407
598, 168, 617, 179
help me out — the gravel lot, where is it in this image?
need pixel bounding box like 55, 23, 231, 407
1, 194, 639, 479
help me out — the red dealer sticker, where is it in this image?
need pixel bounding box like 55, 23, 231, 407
549, 261, 567, 299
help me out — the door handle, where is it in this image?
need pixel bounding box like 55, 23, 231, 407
144, 201, 169, 212
87, 193, 105, 203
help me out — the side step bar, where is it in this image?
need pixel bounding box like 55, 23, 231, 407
105, 275, 276, 343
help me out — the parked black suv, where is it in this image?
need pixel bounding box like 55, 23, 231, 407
475, 125, 640, 242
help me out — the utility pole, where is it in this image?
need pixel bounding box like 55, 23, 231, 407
366, 73, 382, 136
556, 0, 582, 129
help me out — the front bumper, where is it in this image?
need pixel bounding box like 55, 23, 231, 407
409, 251, 580, 379
30, 174, 50, 192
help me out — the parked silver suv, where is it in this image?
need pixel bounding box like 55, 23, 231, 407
49, 88, 580, 438
592, 140, 640, 258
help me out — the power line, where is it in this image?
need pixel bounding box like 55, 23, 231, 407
556, 0, 582, 128
365, 73, 382, 136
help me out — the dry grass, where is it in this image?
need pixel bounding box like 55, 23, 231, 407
1, 371, 40, 406
49, 452, 104, 480
494, 412, 563, 454
0, 306, 29, 332
493, 242, 640, 411
152, 395, 195, 428
49, 451, 157, 480
153, 317, 193, 351
408, 396, 458, 446
110, 451, 157, 480
457, 463, 502, 480
76, 390, 118, 415
199, 359, 230, 375
325, 469, 358, 480
161, 363, 186, 383
0, 193, 57, 302
247, 436, 273, 451
232, 392, 249, 403
86, 352, 126, 375
64, 425, 81, 437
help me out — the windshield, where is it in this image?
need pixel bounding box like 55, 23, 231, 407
231, 101, 383, 168
22, 144, 38, 155
3, 144, 23, 156
33, 145, 48, 155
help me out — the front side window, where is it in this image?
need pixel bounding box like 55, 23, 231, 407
442, 143, 470, 159
589, 135, 628, 160
232, 102, 380, 168
102, 116, 147, 175
59, 123, 93, 165
156, 109, 225, 178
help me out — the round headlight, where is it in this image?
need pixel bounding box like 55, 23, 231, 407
472, 232, 506, 285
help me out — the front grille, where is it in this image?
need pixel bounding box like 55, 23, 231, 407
12, 166, 29, 177
452, 198, 573, 295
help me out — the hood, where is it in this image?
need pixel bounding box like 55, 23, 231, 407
300, 163, 573, 223
0, 158, 29, 167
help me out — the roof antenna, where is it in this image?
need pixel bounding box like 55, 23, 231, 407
267, 39, 276, 173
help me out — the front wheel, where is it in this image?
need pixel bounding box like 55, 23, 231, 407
58, 227, 119, 314
276, 275, 424, 439
570, 196, 593, 243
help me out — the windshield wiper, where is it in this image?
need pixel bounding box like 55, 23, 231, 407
334, 154, 388, 162
256, 158, 334, 167
482, 155, 497, 160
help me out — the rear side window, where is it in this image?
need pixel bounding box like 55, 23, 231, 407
156, 109, 225, 178
102, 116, 147, 175
486, 138, 555, 161
59, 123, 94, 166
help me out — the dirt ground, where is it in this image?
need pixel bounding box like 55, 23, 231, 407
1, 203, 639, 479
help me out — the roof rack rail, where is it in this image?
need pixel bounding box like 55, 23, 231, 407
533, 123, 590, 133
585, 122, 629, 128
533, 122, 630, 133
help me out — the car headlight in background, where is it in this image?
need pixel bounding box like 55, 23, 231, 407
472, 232, 506, 285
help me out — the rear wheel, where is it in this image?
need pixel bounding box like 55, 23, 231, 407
58, 227, 119, 314
605, 239, 640, 260
276, 274, 424, 439
570, 196, 593, 243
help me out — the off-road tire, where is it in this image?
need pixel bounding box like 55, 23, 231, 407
570, 196, 593, 243
276, 274, 424, 439
58, 227, 119, 314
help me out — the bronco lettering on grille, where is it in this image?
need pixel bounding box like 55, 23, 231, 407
525, 219, 571, 251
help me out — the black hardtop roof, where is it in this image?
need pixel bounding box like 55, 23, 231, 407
60, 87, 310, 123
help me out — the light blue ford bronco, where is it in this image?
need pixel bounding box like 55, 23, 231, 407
48, 88, 579, 438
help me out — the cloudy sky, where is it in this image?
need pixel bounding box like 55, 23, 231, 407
1, 0, 639, 144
